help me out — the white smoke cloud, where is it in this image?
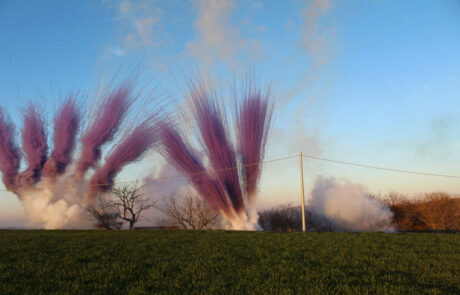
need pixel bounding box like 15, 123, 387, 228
20, 168, 93, 229
310, 176, 394, 231
143, 162, 192, 198
22, 192, 84, 230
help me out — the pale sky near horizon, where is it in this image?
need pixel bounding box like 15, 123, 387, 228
1, 0, 459, 227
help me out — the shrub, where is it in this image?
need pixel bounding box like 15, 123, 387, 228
258, 205, 336, 232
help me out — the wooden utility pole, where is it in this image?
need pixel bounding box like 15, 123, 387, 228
299, 151, 306, 232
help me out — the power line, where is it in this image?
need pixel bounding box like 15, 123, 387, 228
302, 154, 460, 179
0, 155, 299, 192
1, 152, 459, 193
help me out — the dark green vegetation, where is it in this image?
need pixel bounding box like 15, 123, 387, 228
0, 231, 459, 294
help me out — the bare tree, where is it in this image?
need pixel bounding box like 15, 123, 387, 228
87, 201, 123, 230
160, 195, 218, 230
110, 181, 155, 230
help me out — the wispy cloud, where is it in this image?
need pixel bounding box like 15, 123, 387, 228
119, 0, 164, 49
186, 0, 261, 71
283, 0, 336, 101
103, 0, 164, 59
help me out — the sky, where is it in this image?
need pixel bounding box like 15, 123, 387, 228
1, 0, 459, 227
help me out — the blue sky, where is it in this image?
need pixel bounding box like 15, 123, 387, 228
1, 0, 459, 226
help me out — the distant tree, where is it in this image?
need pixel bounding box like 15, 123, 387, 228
87, 201, 123, 230
110, 181, 155, 230
417, 192, 460, 231
159, 195, 218, 230
378, 191, 460, 232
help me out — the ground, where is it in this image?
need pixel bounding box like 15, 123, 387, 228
0, 230, 459, 294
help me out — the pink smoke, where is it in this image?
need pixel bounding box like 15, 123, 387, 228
236, 85, 272, 201
158, 120, 232, 215
190, 83, 244, 213
43, 97, 80, 178
87, 120, 158, 199
15, 105, 48, 188
0, 108, 21, 191
76, 86, 131, 179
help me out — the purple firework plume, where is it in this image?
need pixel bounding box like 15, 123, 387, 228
236, 85, 273, 201
42, 97, 80, 178
75, 86, 131, 179
189, 83, 244, 213
87, 119, 158, 199
15, 105, 48, 188
158, 120, 232, 216
0, 108, 21, 191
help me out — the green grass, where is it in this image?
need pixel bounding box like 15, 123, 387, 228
0, 231, 459, 294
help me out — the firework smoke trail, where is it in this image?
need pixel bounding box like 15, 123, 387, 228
75, 86, 131, 180
236, 84, 273, 202
158, 120, 233, 217
42, 97, 80, 179
15, 105, 48, 188
189, 83, 244, 213
87, 119, 159, 199
0, 108, 21, 191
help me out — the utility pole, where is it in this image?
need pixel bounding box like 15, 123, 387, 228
299, 151, 306, 232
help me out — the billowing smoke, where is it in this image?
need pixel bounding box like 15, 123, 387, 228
158, 78, 273, 229
0, 84, 161, 229
310, 176, 394, 231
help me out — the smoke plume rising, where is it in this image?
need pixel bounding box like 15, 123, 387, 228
310, 176, 394, 231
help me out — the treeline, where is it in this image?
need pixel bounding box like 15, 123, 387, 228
258, 192, 460, 232
377, 192, 460, 232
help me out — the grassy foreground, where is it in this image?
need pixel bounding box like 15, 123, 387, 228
0, 231, 459, 294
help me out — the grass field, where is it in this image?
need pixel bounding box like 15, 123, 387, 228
0, 231, 459, 294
